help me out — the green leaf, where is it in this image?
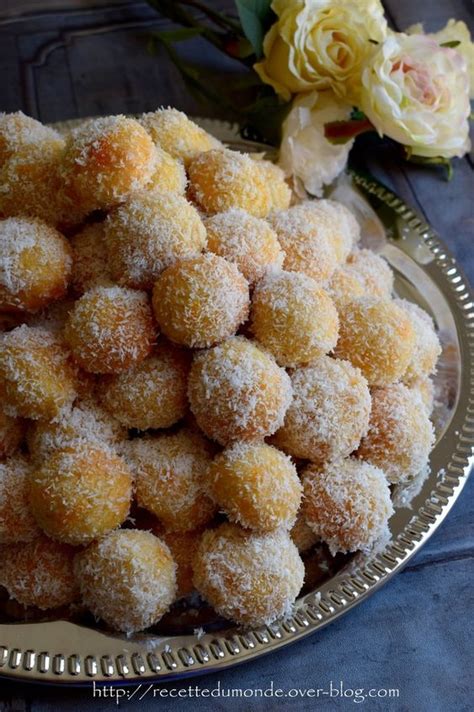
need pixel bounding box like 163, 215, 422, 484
152, 27, 205, 43
235, 0, 274, 58
404, 149, 454, 181
350, 108, 365, 121
440, 40, 461, 49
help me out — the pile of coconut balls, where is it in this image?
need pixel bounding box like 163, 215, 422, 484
0, 109, 440, 634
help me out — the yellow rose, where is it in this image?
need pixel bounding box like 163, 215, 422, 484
407, 19, 474, 99
254, 0, 387, 103
360, 33, 471, 159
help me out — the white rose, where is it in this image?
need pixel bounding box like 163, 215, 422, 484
279, 91, 353, 198
407, 19, 474, 99
360, 33, 471, 159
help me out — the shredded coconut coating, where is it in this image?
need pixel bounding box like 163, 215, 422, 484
205, 209, 284, 285
347, 249, 394, 298
98, 341, 190, 430
334, 297, 416, 387
29, 443, 133, 545
74, 529, 177, 634
408, 375, 435, 415
160, 528, 204, 598
0, 111, 61, 163
358, 383, 435, 484
0, 534, 79, 610
0, 217, 72, 313
64, 286, 156, 374
27, 397, 125, 461
268, 204, 339, 284
61, 116, 156, 214
139, 108, 221, 165
152, 254, 249, 349
327, 265, 367, 307
70, 222, 115, 295
188, 149, 272, 218
302, 459, 393, 556
396, 299, 442, 385
0, 112, 68, 225
188, 337, 293, 446
250, 270, 339, 367
300, 199, 360, 262
0, 455, 40, 544
0, 409, 25, 458
193, 522, 304, 627
146, 144, 187, 194
0, 325, 78, 420
252, 159, 292, 211
208, 441, 302, 532
124, 429, 215, 531
290, 508, 320, 553
105, 190, 207, 290
273, 357, 371, 464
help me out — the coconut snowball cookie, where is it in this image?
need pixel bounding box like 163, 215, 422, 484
74, 529, 176, 634
0, 535, 78, 610
0, 455, 40, 544
193, 522, 304, 627
0, 111, 60, 163
188, 337, 293, 445
396, 299, 442, 385
0, 112, 66, 226
125, 429, 215, 532
347, 249, 394, 298
299, 199, 360, 263
64, 286, 155, 374
146, 144, 187, 195
207, 442, 302, 532
334, 297, 416, 387
327, 265, 367, 307
0, 325, 78, 421
61, 116, 157, 215
98, 342, 190, 430
328, 250, 393, 306
69, 222, 115, 295
253, 159, 292, 211
26, 398, 125, 461
358, 383, 435, 484
188, 149, 272, 218
0, 217, 72, 313
139, 108, 221, 165
268, 204, 339, 284
152, 254, 249, 349
250, 270, 339, 367
273, 357, 371, 464
0, 410, 25, 459
205, 209, 284, 285
105, 190, 207, 291
410, 376, 435, 415
29, 443, 133, 545
302, 459, 394, 556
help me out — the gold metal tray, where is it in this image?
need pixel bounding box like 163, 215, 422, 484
0, 119, 472, 684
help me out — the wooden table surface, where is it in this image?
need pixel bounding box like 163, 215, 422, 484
0, 1, 473, 710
